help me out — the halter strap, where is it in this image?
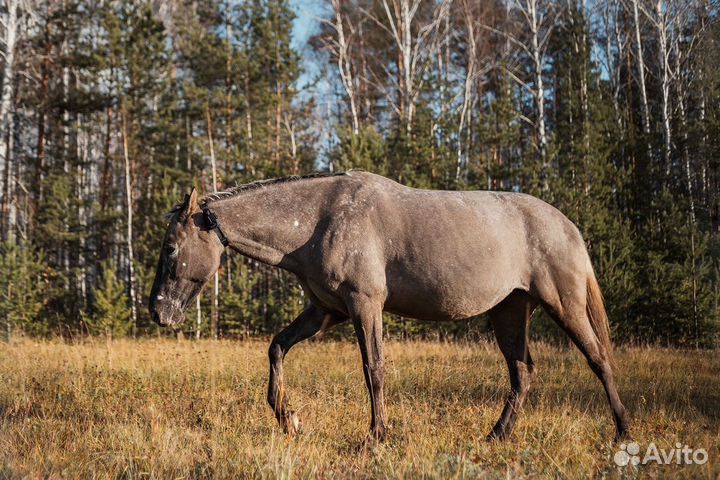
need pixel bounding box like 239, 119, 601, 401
201, 206, 230, 248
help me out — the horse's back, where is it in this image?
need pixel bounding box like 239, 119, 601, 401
331, 173, 589, 320
342, 172, 585, 264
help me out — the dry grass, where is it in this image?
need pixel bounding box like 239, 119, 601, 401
0, 338, 718, 479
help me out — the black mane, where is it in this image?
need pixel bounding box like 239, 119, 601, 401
200, 171, 351, 205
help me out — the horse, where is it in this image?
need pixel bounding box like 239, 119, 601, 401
149, 171, 631, 441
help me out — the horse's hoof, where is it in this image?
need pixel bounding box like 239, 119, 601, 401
485, 430, 507, 442
358, 434, 382, 452
281, 411, 301, 436
614, 429, 632, 442
289, 411, 301, 433
367, 426, 387, 443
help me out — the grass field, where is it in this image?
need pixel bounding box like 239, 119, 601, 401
0, 338, 718, 479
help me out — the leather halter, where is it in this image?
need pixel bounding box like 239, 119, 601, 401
201, 206, 230, 247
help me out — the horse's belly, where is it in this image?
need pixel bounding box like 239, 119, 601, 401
383, 263, 518, 321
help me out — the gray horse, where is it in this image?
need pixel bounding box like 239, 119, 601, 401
149, 171, 630, 441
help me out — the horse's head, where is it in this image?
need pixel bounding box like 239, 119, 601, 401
149, 188, 223, 327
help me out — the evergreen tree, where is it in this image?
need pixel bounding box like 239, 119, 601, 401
0, 242, 53, 338
0, 0, 717, 345
472, 67, 523, 191
83, 262, 133, 338
329, 126, 387, 174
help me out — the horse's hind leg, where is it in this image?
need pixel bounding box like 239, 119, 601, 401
487, 290, 538, 441
543, 298, 631, 440
267, 304, 346, 434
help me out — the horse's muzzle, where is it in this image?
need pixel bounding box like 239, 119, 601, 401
149, 299, 184, 327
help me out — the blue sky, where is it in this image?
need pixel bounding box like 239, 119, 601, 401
290, 0, 336, 162
291, 0, 325, 50
291, 0, 326, 87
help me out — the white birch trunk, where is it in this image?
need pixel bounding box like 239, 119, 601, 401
330, 0, 359, 135
527, 0, 547, 161
283, 113, 298, 174
244, 73, 255, 169
604, 0, 625, 132
630, 0, 651, 138
121, 109, 138, 334
0, 0, 19, 229
2, 110, 15, 244
77, 114, 87, 308
375, 0, 449, 135
0, 0, 19, 244
456, 0, 477, 180
654, 0, 672, 174
672, 11, 693, 222
401, 0, 413, 133
527, 0, 547, 162
580, 0, 589, 158
207, 105, 219, 340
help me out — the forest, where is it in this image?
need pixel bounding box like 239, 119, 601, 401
0, 0, 718, 346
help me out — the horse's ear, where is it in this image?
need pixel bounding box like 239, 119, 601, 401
179, 187, 200, 223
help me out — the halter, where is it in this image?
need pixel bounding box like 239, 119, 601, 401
201, 206, 230, 248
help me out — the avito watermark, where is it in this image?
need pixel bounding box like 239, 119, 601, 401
614, 441, 708, 467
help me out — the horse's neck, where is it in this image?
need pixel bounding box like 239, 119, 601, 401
208, 182, 325, 269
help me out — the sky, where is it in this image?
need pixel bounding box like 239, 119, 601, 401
290, 0, 327, 88
290, 0, 337, 164
291, 0, 325, 50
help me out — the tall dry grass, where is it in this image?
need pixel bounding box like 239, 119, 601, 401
0, 338, 718, 478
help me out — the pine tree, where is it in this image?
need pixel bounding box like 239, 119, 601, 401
0, 0, 716, 345
544, 3, 639, 340
472, 67, 523, 191
0, 242, 53, 338
83, 262, 133, 339
329, 126, 387, 174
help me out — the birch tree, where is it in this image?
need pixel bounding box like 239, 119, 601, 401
518, 0, 554, 162
0, 0, 19, 210
456, 0, 478, 179
627, 0, 652, 146
643, 0, 674, 173
207, 104, 219, 339
483, 0, 557, 163
363, 0, 452, 134
318, 0, 360, 135
121, 108, 138, 334
454, 0, 493, 180
599, 0, 627, 132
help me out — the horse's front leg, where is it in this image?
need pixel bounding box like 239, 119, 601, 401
267, 304, 340, 434
348, 293, 387, 440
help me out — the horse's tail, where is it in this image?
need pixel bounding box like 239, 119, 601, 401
586, 261, 616, 370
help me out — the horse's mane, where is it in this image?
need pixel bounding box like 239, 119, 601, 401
200, 171, 351, 205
